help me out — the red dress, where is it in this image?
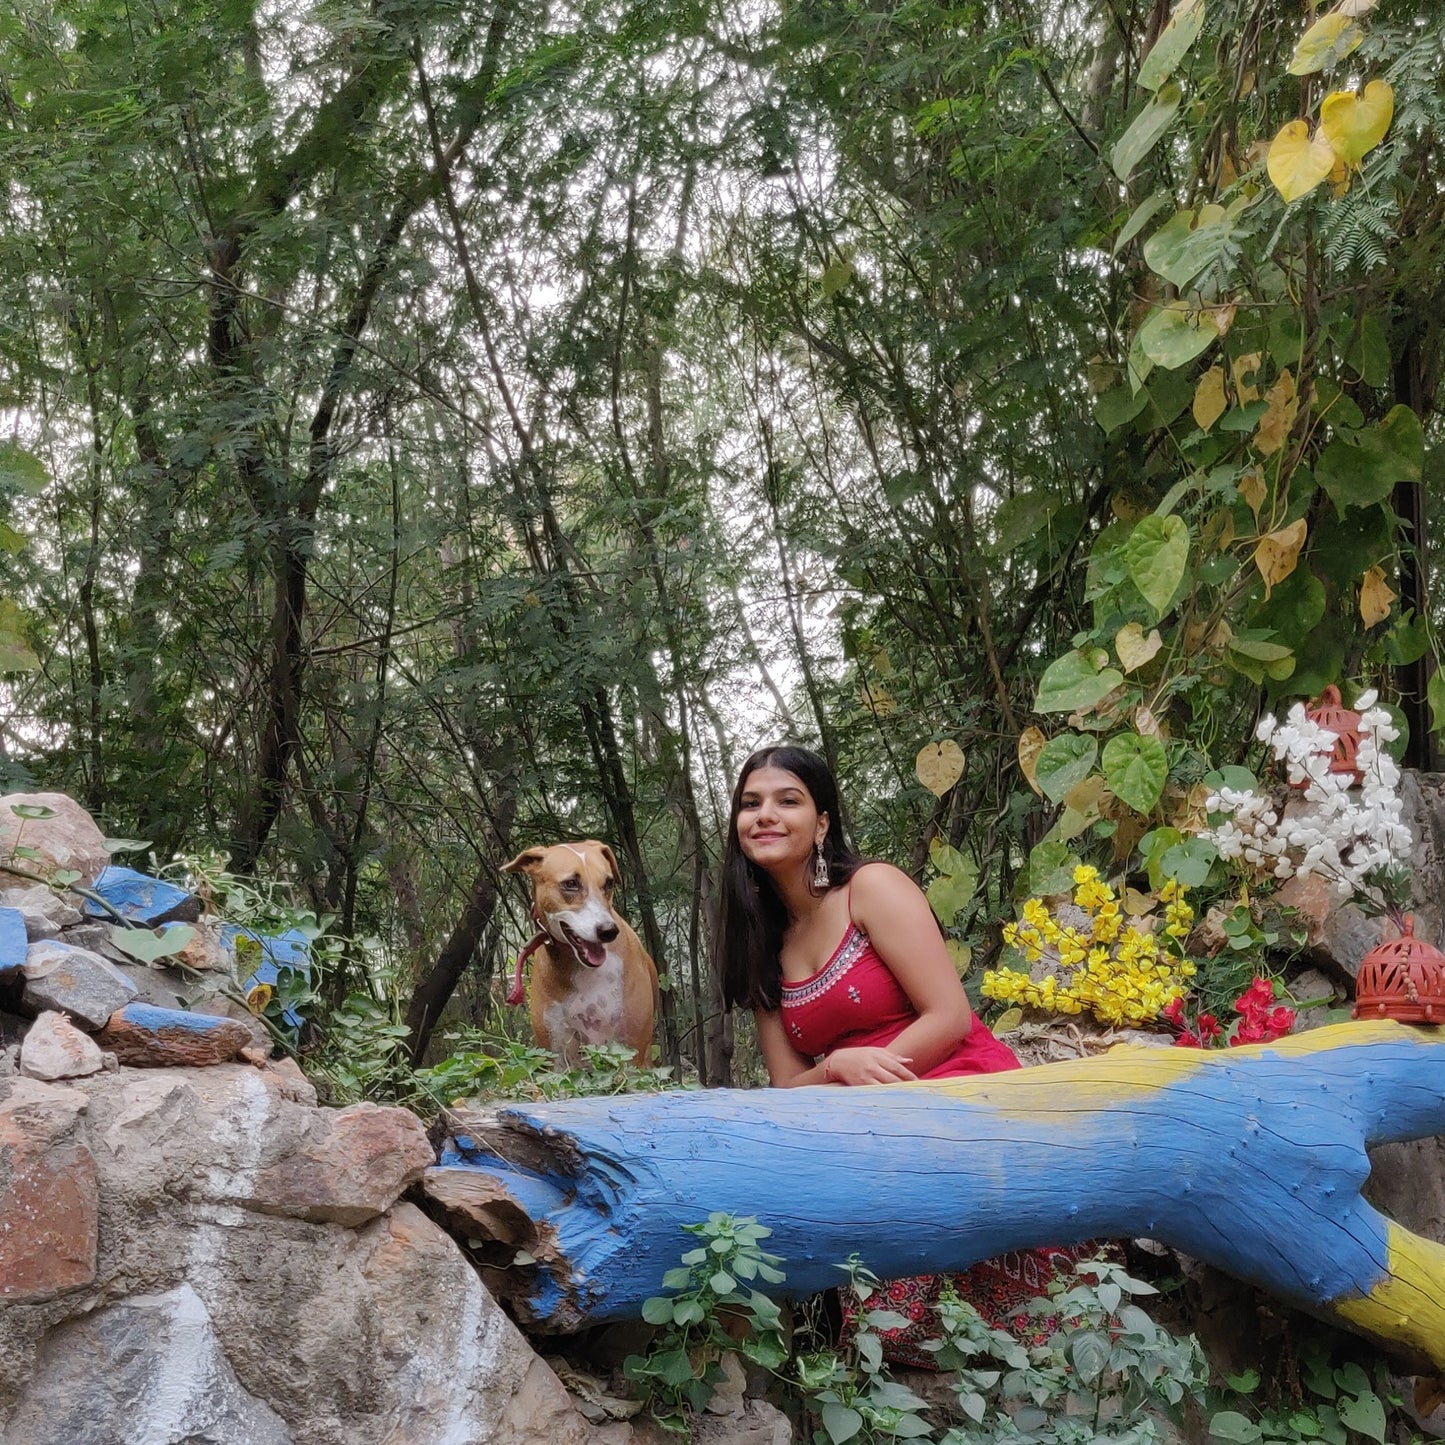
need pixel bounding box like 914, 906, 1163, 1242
780, 917, 1090, 1367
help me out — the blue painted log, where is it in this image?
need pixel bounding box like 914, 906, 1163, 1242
95, 1002, 255, 1066
429, 1021, 1445, 1368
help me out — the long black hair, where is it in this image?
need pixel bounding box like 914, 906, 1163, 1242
715, 745, 865, 1012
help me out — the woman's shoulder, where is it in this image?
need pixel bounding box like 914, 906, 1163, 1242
845, 860, 923, 913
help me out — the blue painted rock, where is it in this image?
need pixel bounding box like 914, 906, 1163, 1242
95, 1003, 254, 1067
83, 865, 201, 925
22, 941, 137, 1030
0, 906, 28, 971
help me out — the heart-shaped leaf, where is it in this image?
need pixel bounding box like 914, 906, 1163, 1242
1192, 367, 1228, 431
1125, 514, 1191, 617
109, 922, 198, 964
1035, 733, 1098, 804
1111, 84, 1182, 182
1360, 566, 1396, 628
1102, 732, 1169, 814
1253, 518, 1308, 595
1321, 81, 1394, 168
1143, 205, 1233, 289
1116, 622, 1165, 672
1138, 301, 1221, 370
1017, 726, 1046, 796
1267, 120, 1335, 202
1035, 649, 1125, 715
915, 740, 965, 797
1288, 12, 1363, 75
1253, 370, 1298, 458
1138, 0, 1206, 91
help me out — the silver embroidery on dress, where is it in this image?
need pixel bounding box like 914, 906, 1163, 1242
780, 926, 869, 1007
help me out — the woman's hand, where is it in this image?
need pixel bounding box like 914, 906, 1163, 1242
823, 1046, 917, 1085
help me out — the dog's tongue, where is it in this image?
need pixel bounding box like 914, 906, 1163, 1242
580, 937, 607, 967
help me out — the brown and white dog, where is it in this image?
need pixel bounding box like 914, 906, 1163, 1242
501, 841, 659, 1068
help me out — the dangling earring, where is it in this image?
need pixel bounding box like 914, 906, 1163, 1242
813, 841, 830, 892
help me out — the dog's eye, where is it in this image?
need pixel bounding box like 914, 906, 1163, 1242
561, 876, 581, 893
602, 877, 615, 893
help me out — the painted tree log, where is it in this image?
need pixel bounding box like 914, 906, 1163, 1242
428, 1021, 1445, 1368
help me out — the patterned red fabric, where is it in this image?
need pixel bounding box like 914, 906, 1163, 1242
779, 924, 1019, 1077
839, 1246, 1097, 1369
780, 912, 1080, 1368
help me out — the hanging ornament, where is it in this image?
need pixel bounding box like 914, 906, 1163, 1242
1353, 917, 1445, 1024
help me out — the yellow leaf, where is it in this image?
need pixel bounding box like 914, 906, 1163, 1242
1267, 120, 1336, 203
1232, 352, 1263, 403
992, 1006, 1023, 1034
1116, 622, 1164, 673
1238, 466, 1267, 519
1321, 81, 1395, 168
1063, 774, 1107, 817
860, 682, 895, 716
916, 739, 965, 796
946, 939, 972, 977
1192, 366, 1228, 431
1254, 518, 1308, 595
1335, 0, 1377, 14
1017, 727, 1046, 797
1254, 369, 1298, 457
1288, 12, 1363, 75
1360, 565, 1396, 628
1123, 886, 1155, 916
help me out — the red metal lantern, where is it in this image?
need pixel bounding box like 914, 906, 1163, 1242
1289, 685, 1364, 789
1353, 917, 1445, 1024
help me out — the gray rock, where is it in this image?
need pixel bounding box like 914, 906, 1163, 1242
20, 1010, 105, 1081
22, 940, 137, 1029
1, 1283, 292, 1445
692, 1399, 794, 1444
0, 884, 83, 934
57, 922, 134, 965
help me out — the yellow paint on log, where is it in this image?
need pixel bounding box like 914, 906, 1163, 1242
907, 1019, 1434, 1114
1335, 1220, 1445, 1365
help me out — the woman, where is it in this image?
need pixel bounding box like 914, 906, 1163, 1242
716, 744, 1086, 1366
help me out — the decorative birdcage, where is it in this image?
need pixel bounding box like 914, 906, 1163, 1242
1290, 685, 1364, 789
1353, 917, 1445, 1024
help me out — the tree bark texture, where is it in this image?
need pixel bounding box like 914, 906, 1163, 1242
425, 1021, 1445, 1371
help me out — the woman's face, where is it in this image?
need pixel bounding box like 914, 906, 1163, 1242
735, 766, 829, 876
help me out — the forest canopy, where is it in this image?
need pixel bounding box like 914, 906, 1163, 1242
0, 0, 1441, 1079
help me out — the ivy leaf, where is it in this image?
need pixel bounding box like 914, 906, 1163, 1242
1254, 519, 1307, 595
1113, 190, 1173, 255
1035, 649, 1124, 714
1359, 566, 1396, 628
1102, 732, 1168, 814
915, 740, 965, 797
1192, 367, 1227, 431
1317, 406, 1424, 513
1137, 0, 1206, 91
1125, 515, 1190, 617
1028, 840, 1081, 896
1337, 1392, 1386, 1444
1111, 83, 1182, 182
109, 923, 197, 964
1035, 733, 1098, 804
1116, 622, 1164, 672
1321, 81, 1395, 168
821, 1401, 864, 1444
1160, 836, 1218, 887
1138, 301, 1222, 370
1143, 205, 1233, 289
1253, 370, 1298, 458
1267, 120, 1335, 203
1210, 1411, 1264, 1443
1017, 726, 1046, 796
1288, 13, 1363, 75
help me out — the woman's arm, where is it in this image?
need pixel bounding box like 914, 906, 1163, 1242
754, 1008, 831, 1086
841, 861, 975, 1078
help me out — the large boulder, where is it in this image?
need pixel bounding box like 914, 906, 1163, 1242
0, 793, 110, 890
0, 1061, 597, 1444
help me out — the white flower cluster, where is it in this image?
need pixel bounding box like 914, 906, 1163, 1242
1203, 690, 1413, 903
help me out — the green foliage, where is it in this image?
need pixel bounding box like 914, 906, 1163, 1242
625, 1214, 788, 1434
416, 1037, 681, 1107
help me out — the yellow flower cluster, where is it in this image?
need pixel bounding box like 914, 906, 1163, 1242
983, 865, 1196, 1028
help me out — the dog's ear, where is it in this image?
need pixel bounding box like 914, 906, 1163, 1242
502, 848, 547, 876
596, 844, 622, 887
